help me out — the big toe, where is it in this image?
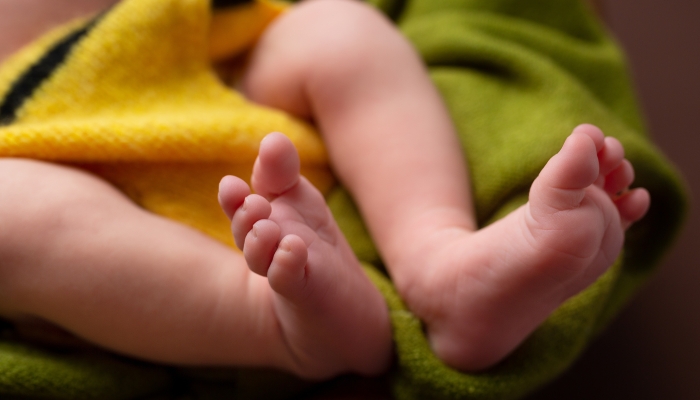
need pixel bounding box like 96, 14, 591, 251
530, 130, 601, 212
252, 133, 301, 199
572, 124, 605, 149
550, 130, 602, 189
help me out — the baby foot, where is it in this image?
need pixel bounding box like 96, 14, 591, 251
218, 132, 392, 379
402, 124, 650, 371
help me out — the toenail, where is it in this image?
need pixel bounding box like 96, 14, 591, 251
280, 238, 291, 252
242, 198, 249, 211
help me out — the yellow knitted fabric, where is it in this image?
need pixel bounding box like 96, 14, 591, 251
0, 0, 333, 247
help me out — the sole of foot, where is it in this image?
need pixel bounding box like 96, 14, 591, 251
218, 132, 392, 379
409, 124, 649, 371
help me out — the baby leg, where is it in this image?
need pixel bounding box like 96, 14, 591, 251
0, 159, 384, 377
239, 0, 649, 372
219, 133, 392, 379
410, 125, 649, 370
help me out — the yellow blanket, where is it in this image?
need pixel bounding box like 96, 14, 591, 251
0, 0, 331, 248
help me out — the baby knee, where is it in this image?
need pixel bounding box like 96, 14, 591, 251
244, 0, 411, 115
275, 0, 409, 72
294, 0, 395, 41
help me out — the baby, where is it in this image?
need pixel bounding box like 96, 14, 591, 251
0, 0, 649, 380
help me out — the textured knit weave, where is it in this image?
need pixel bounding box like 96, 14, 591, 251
0, 0, 688, 399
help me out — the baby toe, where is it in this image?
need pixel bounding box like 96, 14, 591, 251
615, 188, 651, 229
572, 124, 605, 151
251, 133, 301, 199
530, 131, 600, 212
244, 219, 281, 276
232, 194, 272, 250
604, 159, 635, 197
267, 234, 309, 301
598, 136, 625, 178
218, 175, 251, 220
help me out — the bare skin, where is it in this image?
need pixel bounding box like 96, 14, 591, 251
220, 126, 648, 371
218, 133, 388, 378
392, 125, 649, 368
0, 0, 646, 378
228, 0, 649, 371
0, 0, 120, 61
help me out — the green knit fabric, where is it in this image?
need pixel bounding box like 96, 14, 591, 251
0, 0, 688, 399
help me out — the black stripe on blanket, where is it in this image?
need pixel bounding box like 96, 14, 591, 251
0, 19, 99, 126
211, 0, 254, 10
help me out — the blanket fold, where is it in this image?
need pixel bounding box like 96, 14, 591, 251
0, 0, 687, 399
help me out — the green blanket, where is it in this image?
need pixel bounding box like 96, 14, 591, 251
0, 0, 687, 399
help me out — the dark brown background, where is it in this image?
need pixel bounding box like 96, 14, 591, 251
531, 1, 700, 399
